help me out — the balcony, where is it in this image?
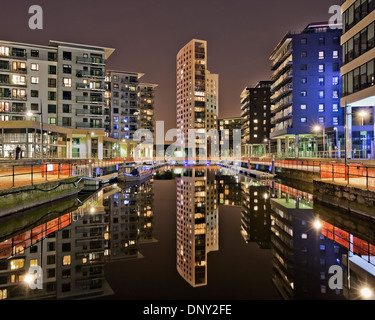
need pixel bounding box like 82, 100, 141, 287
271, 84, 293, 103
271, 58, 293, 82
76, 56, 105, 65
76, 70, 104, 78
76, 122, 103, 129
76, 83, 105, 91
76, 109, 103, 116
76, 96, 104, 104
76, 122, 90, 129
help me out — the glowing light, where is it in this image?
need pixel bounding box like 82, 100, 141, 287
24, 274, 34, 285
361, 287, 373, 299
313, 219, 322, 229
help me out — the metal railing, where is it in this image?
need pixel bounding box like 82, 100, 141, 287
320, 163, 375, 191
0, 158, 128, 189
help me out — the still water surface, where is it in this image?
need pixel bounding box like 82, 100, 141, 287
0, 166, 374, 300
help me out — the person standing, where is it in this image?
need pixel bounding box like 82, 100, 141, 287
15, 146, 20, 160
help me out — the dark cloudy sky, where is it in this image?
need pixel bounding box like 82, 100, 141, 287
0, 0, 340, 132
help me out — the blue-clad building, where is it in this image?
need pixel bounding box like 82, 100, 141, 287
270, 22, 345, 158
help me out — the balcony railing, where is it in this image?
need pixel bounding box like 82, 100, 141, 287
76, 57, 105, 65
76, 70, 104, 78
76, 96, 104, 103
76, 83, 105, 91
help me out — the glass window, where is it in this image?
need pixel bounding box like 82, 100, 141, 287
63, 51, 72, 61
62, 255, 71, 266
63, 78, 72, 87
31, 76, 39, 84
10, 259, 24, 270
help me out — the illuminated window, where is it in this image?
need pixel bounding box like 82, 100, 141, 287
63, 78, 72, 87
30, 63, 39, 71
0, 47, 9, 56
0, 102, 9, 112
318, 51, 325, 59
318, 104, 325, 112
12, 89, 26, 98
10, 259, 25, 270
30, 259, 38, 267
62, 255, 71, 266
12, 75, 26, 85
0, 289, 7, 300
333, 50, 339, 59
31, 76, 39, 84
301, 104, 307, 110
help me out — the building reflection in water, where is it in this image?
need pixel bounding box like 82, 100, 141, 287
104, 180, 156, 261
2, 166, 375, 300
0, 179, 155, 300
314, 202, 375, 300
176, 168, 219, 287
269, 181, 346, 300
241, 180, 272, 249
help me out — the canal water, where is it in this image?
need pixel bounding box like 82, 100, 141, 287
0, 166, 374, 300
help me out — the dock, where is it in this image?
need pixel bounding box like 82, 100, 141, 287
217, 163, 275, 180
82, 173, 118, 188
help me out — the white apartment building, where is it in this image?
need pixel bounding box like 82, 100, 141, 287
0, 40, 156, 160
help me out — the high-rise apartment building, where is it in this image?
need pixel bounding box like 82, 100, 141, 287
0, 40, 156, 160
240, 81, 273, 157
270, 23, 344, 158
176, 39, 219, 157
341, 0, 375, 159
105, 70, 157, 158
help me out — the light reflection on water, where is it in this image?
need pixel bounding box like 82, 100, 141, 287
0, 166, 374, 300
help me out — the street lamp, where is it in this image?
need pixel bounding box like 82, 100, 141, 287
358, 110, 368, 126
313, 125, 325, 158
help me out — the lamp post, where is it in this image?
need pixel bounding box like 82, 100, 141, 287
314, 125, 325, 158
358, 110, 369, 158
358, 110, 368, 126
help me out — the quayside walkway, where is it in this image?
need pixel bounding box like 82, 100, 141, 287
0, 158, 128, 190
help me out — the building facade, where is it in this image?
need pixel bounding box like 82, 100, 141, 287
341, 0, 375, 159
241, 81, 273, 157
270, 23, 345, 158
218, 117, 242, 158
105, 70, 157, 159
176, 39, 219, 158
0, 40, 156, 160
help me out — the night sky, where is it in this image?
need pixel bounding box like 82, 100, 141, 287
0, 0, 340, 135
